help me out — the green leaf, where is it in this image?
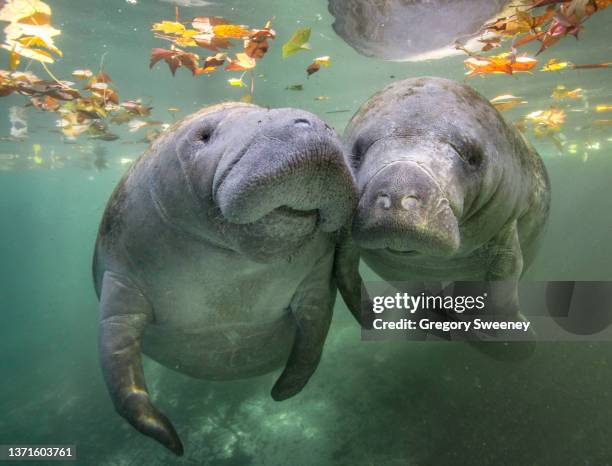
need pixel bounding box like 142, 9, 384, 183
282, 27, 311, 59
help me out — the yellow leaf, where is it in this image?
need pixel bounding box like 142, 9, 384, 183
314, 56, 331, 67
540, 59, 571, 72
152, 21, 185, 35
228, 78, 245, 87
0, 0, 51, 25
173, 35, 197, 47
4, 22, 60, 41
8, 50, 20, 70
282, 27, 311, 58
18, 35, 62, 56
1, 40, 54, 63
595, 104, 612, 112
213, 24, 250, 39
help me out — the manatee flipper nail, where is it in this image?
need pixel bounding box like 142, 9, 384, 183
272, 255, 335, 401
98, 271, 184, 456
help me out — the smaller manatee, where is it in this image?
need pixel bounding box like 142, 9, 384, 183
335, 77, 551, 357
93, 103, 357, 455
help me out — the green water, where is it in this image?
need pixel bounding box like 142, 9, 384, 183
0, 1, 611, 465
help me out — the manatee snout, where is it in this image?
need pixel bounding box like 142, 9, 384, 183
213, 110, 356, 234
353, 161, 460, 257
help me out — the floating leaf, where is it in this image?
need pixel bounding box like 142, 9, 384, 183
490, 94, 528, 111
285, 84, 303, 91
525, 106, 566, 132
29, 94, 59, 111
551, 85, 582, 100
314, 56, 331, 67
228, 78, 245, 87
150, 47, 199, 75
192, 16, 230, 32
464, 53, 538, 77
540, 58, 571, 71
152, 21, 186, 35
282, 27, 311, 58
0, 0, 51, 25
306, 62, 320, 76
213, 24, 250, 39
224, 52, 256, 71
595, 104, 612, 112
72, 69, 93, 80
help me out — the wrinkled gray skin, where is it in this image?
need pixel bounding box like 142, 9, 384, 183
93, 103, 357, 455
335, 77, 550, 354
328, 0, 508, 61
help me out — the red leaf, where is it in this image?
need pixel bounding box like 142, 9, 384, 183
150, 47, 199, 75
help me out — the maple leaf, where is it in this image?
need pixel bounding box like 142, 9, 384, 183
244, 20, 276, 59
224, 52, 256, 71
150, 47, 199, 75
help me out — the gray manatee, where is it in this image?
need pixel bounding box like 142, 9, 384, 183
328, 0, 509, 61
335, 77, 550, 352
93, 103, 357, 455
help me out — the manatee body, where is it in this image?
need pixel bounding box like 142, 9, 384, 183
335, 77, 550, 350
93, 103, 357, 455
328, 0, 508, 61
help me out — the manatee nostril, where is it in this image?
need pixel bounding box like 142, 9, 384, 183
375, 194, 392, 210
293, 118, 311, 128
400, 195, 420, 211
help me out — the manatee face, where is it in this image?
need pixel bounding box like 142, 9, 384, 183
346, 77, 515, 260
170, 104, 356, 262
328, 0, 508, 61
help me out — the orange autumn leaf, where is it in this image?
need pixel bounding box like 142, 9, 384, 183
464, 53, 537, 77
30, 94, 59, 111
224, 52, 256, 71
213, 24, 250, 39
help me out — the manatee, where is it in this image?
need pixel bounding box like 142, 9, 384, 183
334, 77, 551, 354
327, 0, 508, 61
93, 103, 357, 455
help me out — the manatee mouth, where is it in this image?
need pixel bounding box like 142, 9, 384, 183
385, 248, 420, 257
230, 206, 320, 262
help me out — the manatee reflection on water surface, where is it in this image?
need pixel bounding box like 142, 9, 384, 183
328, 0, 509, 61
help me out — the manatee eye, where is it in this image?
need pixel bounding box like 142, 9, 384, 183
199, 127, 213, 143
351, 137, 369, 167
451, 141, 483, 168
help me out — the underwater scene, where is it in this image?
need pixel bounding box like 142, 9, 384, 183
1, 0, 612, 465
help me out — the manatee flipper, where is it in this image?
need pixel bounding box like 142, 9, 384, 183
98, 271, 184, 456
334, 230, 373, 327
271, 254, 335, 401
466, 221, 536, 360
